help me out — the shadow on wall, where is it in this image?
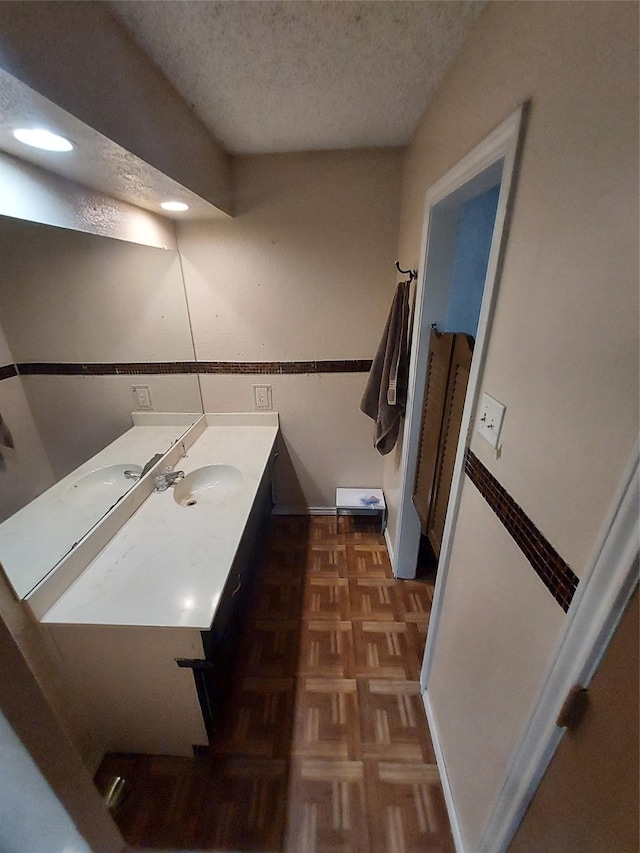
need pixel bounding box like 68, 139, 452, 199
272, 435, 308, 510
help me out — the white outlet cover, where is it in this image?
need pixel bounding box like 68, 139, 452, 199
132, 385, 153, 410
477, 392, 506, 449
252, 384, 272, 410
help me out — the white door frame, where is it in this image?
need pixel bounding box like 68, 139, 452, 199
392, 106, 526, 628
477, 444, 639, 852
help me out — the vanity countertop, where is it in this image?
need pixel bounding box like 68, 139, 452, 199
0, 417, 199, 599
41, 419, 278, 630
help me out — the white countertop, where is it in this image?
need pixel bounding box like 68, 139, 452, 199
0, 417, 198, 599
41, 419, 278, 630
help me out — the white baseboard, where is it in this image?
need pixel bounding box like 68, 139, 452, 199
271, 506, 335, 516
422, 690, 465, 853
384, 526, 395, 568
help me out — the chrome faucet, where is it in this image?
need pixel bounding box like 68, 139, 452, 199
140, 453, 164, 478
154, 467, 185, 491
123, 469, 141, 481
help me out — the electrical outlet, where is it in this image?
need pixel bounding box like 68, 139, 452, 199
252, 384, 272, 410
132, 385, 153, 410
477, 392, 505, 449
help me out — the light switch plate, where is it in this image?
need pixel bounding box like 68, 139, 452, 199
477, 392, 506, 449
252, 384, 272, 410
132, 385, 153, 410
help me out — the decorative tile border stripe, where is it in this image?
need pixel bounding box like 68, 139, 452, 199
465, 450, 579, 612
16, 360, 372, 376
17, 362, 199, 376
0, 363, 18, 381
198, 359, 373, 375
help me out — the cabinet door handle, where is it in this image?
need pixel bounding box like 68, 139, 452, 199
231, 577, 242, 597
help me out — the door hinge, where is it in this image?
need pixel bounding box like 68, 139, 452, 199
556, 684, 589, 730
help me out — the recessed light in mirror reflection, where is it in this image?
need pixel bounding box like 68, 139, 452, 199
13, 128, 74, 152
161, 201, 189, 212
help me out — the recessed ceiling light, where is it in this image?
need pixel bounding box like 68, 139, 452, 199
13, 128, 73, 152
161, 201, 189, 212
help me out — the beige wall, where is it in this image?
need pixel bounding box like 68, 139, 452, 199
384, 2, 638, 848
0, 1, 232, 215
179, 149, 403, 507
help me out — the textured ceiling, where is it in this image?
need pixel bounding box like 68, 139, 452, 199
109, 0, 485, 154
0, 68, 226, 220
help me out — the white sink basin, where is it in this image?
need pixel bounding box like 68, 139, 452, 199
173, 464, 244, 507
64, 464, 142, 503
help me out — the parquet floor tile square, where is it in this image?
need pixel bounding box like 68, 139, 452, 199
303, 577, 350, 620
348, 578, 402, 621
336, 516, 383, 543
210, 677, 295, 759
260, 546, 308, 577
364, 761, 455, 853
397, 579, 434, 621
237, 619, 301, 678
305, 542, 347, 576
284, 759, 370, 853
353, 621, 421, 679
293, 678, 362, 760
298, 620, 355, 678
97, 515, 454, 851
249, 575, 304, 620
308, 515, 339, 540
195, 757, 289, 852
345, 543, 393, 578
357, 679, 436, 762
266, 515, 312, 542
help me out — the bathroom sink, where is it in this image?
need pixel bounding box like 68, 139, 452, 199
173, 465, 243, 507
64, 464, 142, 503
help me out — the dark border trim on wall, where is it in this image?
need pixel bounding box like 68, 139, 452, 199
16, 360, 372, 376
198, 359, 373, 375
0, 363, 18, 381
465, 449, 579, 612
17, 362, 199, 376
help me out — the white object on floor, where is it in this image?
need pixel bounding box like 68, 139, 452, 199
336, 487, 386, 533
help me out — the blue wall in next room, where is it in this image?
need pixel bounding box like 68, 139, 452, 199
445, 183, 501, 338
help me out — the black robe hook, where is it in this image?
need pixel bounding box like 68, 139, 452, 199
395, 260, 417, 281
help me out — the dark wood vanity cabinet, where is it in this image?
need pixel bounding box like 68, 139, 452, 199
180, 450, 276, 740
412, 329, 474, 559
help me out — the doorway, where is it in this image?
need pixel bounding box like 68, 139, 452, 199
412, 177, 502, 574
393, 107, 526, 589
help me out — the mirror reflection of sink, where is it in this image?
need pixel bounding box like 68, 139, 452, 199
173, 465, 243, 507
64, 464, 142, 503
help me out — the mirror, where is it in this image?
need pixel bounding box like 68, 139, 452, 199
0, 215, 203, 597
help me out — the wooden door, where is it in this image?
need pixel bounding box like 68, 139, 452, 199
510, 588, 639, 852
412, 330, 454, 533
412, 330, 474, 558
426, 333, 473, 557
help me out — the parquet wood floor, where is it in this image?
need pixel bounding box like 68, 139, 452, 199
95, 516, 454, 851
